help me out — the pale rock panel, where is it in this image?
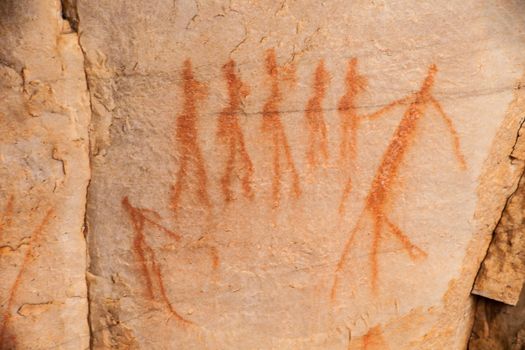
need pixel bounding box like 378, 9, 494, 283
0, 0, 90, 349
75, 1, 525, 349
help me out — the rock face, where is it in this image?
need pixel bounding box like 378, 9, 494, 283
1, 1, 525, 349
0, 1, 90, 349
470, 285, 525, 350
473, 167, 525, 306
79, 1, 525, 348
470, 162, 525, 349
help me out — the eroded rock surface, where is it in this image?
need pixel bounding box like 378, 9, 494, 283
470, 152, 525, 348
470, 284, 525, 350
0, 0, 91, 349
78, 1, 525, 349
1, 1, 525, 349
473, 159, 525, 306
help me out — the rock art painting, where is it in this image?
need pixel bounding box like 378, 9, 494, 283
262, 49, 302, 208
59, 0, 525, 348
121, 50, 468, 333
337, 58, 368, 214
305, 60, 330, 170
171, 59, 211, 215
7, 0, 525, 348
0, 198, 54, 349
217, 59, 254, 202
332, 64, 467, 299
121, 197, 192, 326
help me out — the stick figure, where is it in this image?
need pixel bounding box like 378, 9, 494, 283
262, 49, 301, 208
122, 197, 193, 326
331, 64, 466, 299
305, 60, 330, 169
171, 60, 211, 215
217, 59, 254, 202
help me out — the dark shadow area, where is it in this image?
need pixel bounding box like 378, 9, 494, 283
470, 283, 525, 349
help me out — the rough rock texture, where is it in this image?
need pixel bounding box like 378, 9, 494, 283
470, 157, 525, 348
78, 1, 525, 349
0, 0, 90, 349
470, 283, 525, 349
473, 159, 525, 306
1, 1, 525, 349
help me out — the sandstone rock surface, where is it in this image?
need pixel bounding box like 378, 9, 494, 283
78, 1, 525, 349
470, 155, 525, 348
470, 285, 525, 349
1, 1, 525, 349
0, 1, 90, 349
473, 159, 525, 306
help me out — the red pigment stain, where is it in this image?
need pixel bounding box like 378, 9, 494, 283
305, 60, 330, 169
362, 325, 389, 350
122, 197, 193, 326
262, 48, 301, 208
171, 59, 211, 215
332, 64, 467, 300
337, 60, 417, 214
338, 58, 368, 214
208, 245, 220, 269
217, 59, 254, 202
0, 208, 54, 349
0, 195, 14, 244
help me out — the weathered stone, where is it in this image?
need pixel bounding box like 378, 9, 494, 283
77, 1, 525, 349
473, 168, 525, 306
1, 1, 525, 349
470, 148, 525, 347
470, 283, 525, 350
0, 1, 90, 349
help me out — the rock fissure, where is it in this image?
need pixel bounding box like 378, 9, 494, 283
60, 0, 79, 33
61, 0, 95, 348
472, 99, 525, 303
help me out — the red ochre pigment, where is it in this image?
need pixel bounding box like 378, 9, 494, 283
332, 64, 467, 299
